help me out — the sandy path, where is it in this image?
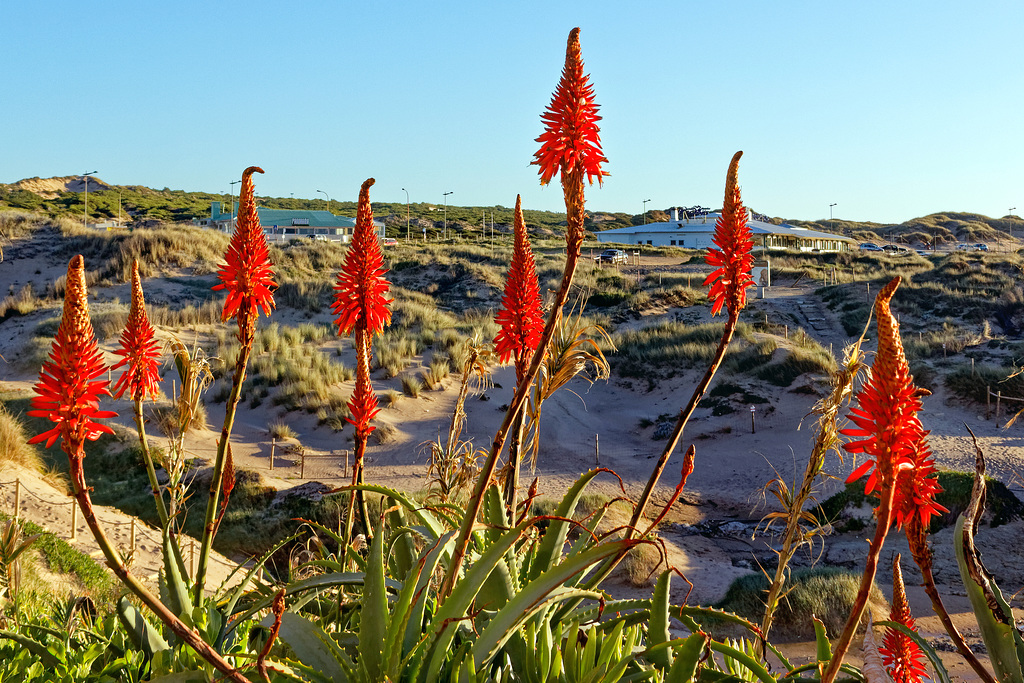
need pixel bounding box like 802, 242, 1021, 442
0, 463, 243, 595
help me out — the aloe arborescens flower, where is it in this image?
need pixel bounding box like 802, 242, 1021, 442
881, 555, 928, 683
823, 276, 944, 683
29, 255, 116, 462
494, 194, 545, 382
112, 260, 161, 401
704, 151, 755, 319
332, 178, 392, 542
213, 166, 276, 341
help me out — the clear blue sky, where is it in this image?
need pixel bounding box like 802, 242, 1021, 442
2, 1, 1022, 224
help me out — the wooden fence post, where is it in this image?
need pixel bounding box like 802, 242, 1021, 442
270, 438, 276, 471
595, 434, 600, 468
987, 386, 992, 420
300, 453, 305, 480
71, 500, 78, 541
343, 450, 348, 479
14, 478, 20, 521
997, 391, 1002, 422
130, 518, 136, 555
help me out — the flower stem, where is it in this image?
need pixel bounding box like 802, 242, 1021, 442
69, 446, 251, 683
908, 522, 997, 683
820, 485, 895, 683
628, 310, 739, 535
438, 168, 585, 602
195, 339, 252, 603
133, 397, 168, 528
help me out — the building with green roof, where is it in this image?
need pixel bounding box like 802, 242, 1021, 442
199, 201, 359, 242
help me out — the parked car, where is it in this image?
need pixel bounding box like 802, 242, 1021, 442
882, 244, 909, 254
382, 237, 398, 246
307, 234, 329, 242
599, 249, 628, 264
859, 243, 883, 252
956, 243, 971, 251
972, 243, 988, 251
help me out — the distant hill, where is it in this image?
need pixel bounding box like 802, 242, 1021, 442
2, 176, 1021, 244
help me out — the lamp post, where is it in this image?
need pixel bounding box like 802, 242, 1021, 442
829, 203, 837, 233
317, 189, 331, 214
402, 188, 411, 241
443, 191, 453, 240
642, 198, 651, 225
229, 180, 241, 232
82, 171, 97, 228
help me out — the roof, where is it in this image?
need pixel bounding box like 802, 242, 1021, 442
210, 203, 356, 229
594, 213, 854, 242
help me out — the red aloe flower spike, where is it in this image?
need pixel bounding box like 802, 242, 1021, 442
880, 555, 928, 683
494, 194, 545, 382
703, 151, 755, 318
332, 178, 393, 339
213, 166, 277, 342
28, 256, 117, 459
841, 276, 945, 530
533, 27, 608, 188
111, 260, 161, 401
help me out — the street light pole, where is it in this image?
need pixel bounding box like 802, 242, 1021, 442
82, 171, 97, 228
443, 191, 453, 240
317, 189, 331, 214
642, 198, 651, 225
402, 188, 410, 241
829, 203, 837, 234
229, 180, 241, 232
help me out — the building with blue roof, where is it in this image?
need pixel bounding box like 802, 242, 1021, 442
594, 208, 853, 252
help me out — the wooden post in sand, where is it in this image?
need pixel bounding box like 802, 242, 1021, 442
997, 391, 1002, 422
70, 500, 78, 541
594, 434, 600, 467
13, 478, 20, 521
270, 438, 276, 471
866, 283, 871, 302
987, 386, 992, 420
750, 406, 756, 434
343, 450, 349, 479
130, 518, 136, 555
300, 453, 305, 480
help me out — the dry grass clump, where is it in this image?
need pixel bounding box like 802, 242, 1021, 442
0, 405, 44, 472
401, 375, 423, 398
372, 423, 397, 445
0, 210, 48, 239
423, 357, 451, 390
0, 284, 46, 320
275, 279, 334, 313
384, 389, 402, 408
149, 300, 223, 329
375, 331, 421, 378
610, 322, 758, 378
619, 542, 664, 587
268, 421, 298, 440
149, 401, 207, 436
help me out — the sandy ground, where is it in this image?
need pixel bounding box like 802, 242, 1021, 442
0, 238, 1021, 680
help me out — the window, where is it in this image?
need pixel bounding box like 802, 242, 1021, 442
647, 240, 652, 245
670, 240, 676, 246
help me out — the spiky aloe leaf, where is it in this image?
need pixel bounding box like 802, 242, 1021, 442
470, 539, 639, 672
360, 516, 388, 682
648, 570, 674, 670
665, 632, 707, 683
116, 596, 170, 661
530, 468, 608, 582
264, 612, 352, 683
954, 438, 1024, 683
161, 526, 192, 623
0, 629, 62, 668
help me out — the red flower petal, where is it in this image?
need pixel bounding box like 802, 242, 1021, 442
333, 179, 392, 437
840, 277, 944, 530
494, 195, 545, 381
704, 152, 755, 318
30, 255, 116, 453
880, 555, 929, 683
111, 260, 161, 401
532, 28, 608, 188
213, 166, 277, 340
